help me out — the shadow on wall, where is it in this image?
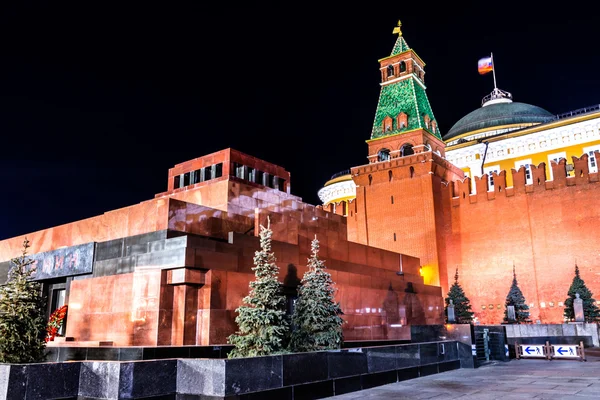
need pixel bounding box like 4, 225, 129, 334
283, 264, 301, 315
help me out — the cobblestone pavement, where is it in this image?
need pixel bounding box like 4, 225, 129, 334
324, 356, 600, 399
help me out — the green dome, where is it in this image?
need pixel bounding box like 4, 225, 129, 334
444, 102, 554, 141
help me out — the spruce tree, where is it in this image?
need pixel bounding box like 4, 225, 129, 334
227, 219, 289, 358
0, 238, 47, 363
290, 236, 344, 352
503, 266, 530, 324
564, 264, 600, 322
444, 268, 474, 324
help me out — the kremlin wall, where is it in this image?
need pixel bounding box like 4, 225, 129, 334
1, 21, 600, 347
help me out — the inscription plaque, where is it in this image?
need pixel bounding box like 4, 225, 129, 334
28, 242, 95, 280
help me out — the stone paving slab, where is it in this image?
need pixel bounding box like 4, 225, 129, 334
324, 356, 600, 399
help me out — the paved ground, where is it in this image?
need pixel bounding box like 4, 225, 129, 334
325, 355, 600, 399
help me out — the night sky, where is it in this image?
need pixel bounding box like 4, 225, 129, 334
1, 2, 599, 241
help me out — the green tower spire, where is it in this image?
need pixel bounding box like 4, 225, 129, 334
370, 21, 441, 141
391, 20, 410, 55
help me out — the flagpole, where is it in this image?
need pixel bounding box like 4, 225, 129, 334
491, 52, 497, 89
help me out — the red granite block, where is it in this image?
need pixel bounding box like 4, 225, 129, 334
195, 249, 238, 271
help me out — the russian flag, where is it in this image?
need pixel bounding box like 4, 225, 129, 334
478, 56, 493, 75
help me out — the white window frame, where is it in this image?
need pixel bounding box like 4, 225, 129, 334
483, 165, 500, 191
515, 159, 533, 185
583, 145, 600, 173
548, 151, 566, 180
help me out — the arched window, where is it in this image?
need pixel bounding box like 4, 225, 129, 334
378, 148, 391, 162
387, 65, 394, 78
401, 144, 414, 157
399, 61, 406, 72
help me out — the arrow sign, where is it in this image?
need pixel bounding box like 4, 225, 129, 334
557, 347, 568, 355
551, 344, 579, 358
519, 344, 545, 357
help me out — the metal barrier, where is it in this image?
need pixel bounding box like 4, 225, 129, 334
515, 341, 586, 362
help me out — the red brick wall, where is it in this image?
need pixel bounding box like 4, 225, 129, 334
444, 156, 600, 324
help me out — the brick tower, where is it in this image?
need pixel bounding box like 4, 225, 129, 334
347, 21, 464, 290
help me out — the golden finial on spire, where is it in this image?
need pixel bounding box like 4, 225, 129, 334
392, 20, 402, 36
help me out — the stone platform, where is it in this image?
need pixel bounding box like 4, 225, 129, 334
1, 340, 463, 399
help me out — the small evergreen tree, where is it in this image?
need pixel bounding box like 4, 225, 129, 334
564, 264, 600, 322
0, 238, 47, 363
227, 219, 289, 358
503, 266, 530, 324
444, 268, 474, 324
290, 236, 344, 352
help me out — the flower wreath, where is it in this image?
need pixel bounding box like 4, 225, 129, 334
46, 304, 68, 342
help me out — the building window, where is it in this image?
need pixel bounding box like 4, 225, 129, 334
192, 169, 202, 184
256, 170, 265, 186
173, 175, 181, 189
399, 61, 406, 72
235, 163, 244, 179
584, 145, 600, 173
378, 148, 391, 162
213, 163, 223, 179
484, 165, 500, 191
387, 65, 394, 78
203, 167, 212, 181
515, 159, 533, 185
400, 144, 414, 157
182, 172, 190, 187
548, 152, 566, 180
278, 178, 285, 192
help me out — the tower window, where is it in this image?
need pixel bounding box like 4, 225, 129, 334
399, 61, 406, 72
387, 65, 394, 78
378, 148, 391, 162
400, 144, 414, 157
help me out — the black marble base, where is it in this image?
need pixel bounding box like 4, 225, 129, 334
2, 340, 468, 399
45, 345, 233, 362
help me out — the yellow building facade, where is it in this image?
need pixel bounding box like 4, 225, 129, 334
444, 88, 600, 190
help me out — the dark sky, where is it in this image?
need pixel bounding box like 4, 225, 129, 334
1, 2, 599, 240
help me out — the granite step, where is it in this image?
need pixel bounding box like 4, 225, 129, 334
46, 339, 114, 347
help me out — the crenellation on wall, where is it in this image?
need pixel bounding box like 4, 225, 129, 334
450, 152, 600, 206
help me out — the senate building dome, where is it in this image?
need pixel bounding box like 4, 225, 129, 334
443, 88, 555, 145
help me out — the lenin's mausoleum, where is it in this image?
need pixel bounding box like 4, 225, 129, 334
1, 22, 600, 347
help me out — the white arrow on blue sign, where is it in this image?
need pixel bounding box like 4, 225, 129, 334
551, 345, 579, 358
519, 344, 545, 357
